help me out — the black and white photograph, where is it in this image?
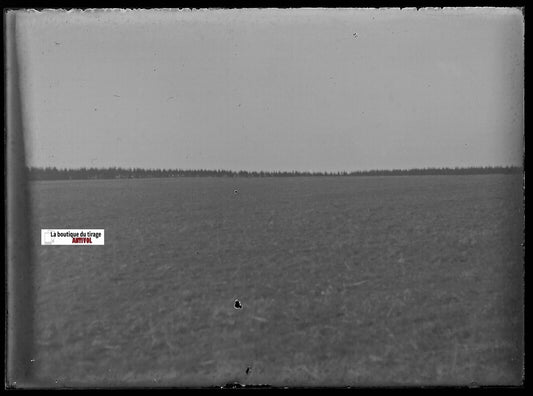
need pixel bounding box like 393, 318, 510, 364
5, 8, 524, 387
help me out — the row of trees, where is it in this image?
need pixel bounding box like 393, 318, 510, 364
26, 166, 522, 181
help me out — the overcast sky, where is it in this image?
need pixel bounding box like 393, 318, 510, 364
15, 8, 523, 172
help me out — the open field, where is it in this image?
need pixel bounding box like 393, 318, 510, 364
28, 175, 523, 386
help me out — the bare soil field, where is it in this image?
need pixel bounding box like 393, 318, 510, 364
28, 175, 523, 386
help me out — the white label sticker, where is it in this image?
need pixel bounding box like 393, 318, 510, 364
41, 229, 105, 245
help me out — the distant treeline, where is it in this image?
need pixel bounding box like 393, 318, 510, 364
27, 166, 522, 181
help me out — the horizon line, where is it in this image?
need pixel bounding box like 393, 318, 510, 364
27, 165, 523, 181
27, 165, 522, 172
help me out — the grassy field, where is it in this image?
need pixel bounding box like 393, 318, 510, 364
28, 175, 523, 386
